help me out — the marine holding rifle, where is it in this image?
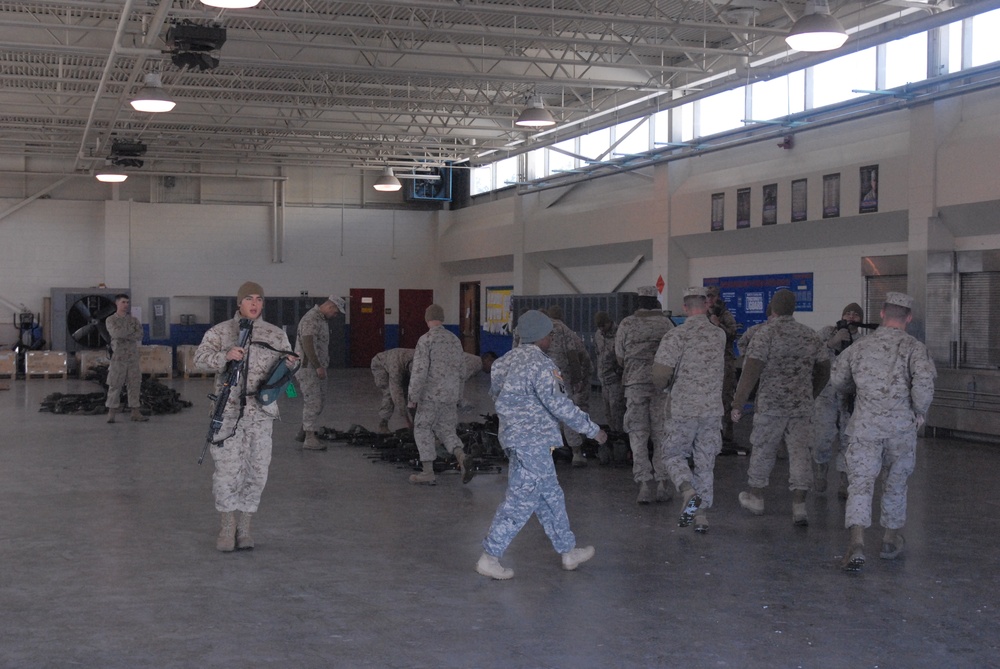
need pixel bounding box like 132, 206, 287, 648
195, 281, 297, 553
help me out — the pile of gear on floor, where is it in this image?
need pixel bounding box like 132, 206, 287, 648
38, 364, 192, 418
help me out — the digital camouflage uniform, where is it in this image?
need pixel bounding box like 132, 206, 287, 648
594, 323, 625, 432
655, 315, 726, 507
104, 311, 144, 410
831, 327, 936, 530
195, 313, 291, 514
294, 304, 330, 432
740, 316, 826, 491
408, 325, 465, 462
812, 323, 864, 473
371, 348, 416, 423
615, 309, 674, 483
483, 344, 601, 557
547, 318, 590, 450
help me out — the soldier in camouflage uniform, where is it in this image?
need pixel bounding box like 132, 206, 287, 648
294, 295, 344, 450
813, 303, 866, 497
706, 286, 739, 445
594, 311, 625, 432
731, 289, 829, 526
406, 304, 468, 485
459, 351, 497, 412
195, 281, 297, 552
545, 304, 591, 466
104, 293, 148, 423
652, 287, 726, 533
476, 310, 607, 580
615, 285, 674, 504
830, 292, 936, 572
371, 347, 416, 432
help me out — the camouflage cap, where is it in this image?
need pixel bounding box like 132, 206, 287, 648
327, 296, 346, 312
884, 292, 914, 310
684, 286, 708, 299
425, 304, 445, 322
637, 285, 658, 298
517, 310, 553, 343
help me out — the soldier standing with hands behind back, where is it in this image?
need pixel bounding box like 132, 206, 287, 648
294, 295, 344, 451
104, 293, 148, 423
831, 292, 936, 573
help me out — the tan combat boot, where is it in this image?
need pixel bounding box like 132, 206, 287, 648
571, 446, 587, 467
236, 512, 254, 550
792, 489, 808, 526
303, 431, 327, 451
561, 545, 596, 571
377, 420, 390, 434
409, 461, 436, 485
656, 480, 673, 503
130, 407, 149, 422
678, 482, 702, 527
880, 528, 905, 560
636, 480, 654, 505
106, 408, 118, 424
842, 525, 865, 572
476, 553, 513, 580
738, 487, 765, 515
454, 448, 475, 484
217, 512, 236, 552
295, 427, 306, 443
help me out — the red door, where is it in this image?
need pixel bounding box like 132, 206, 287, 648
398, 289, 434, 349
349, 288, 385, 367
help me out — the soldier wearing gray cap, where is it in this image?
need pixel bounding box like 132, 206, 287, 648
652, 287, 726, 532
830, 291, 936, 573
615, 285, 675, 504
294, 295, 344, 450
731, 289, 830, 527
407, 304, 469, 485
476, 310, 607, 580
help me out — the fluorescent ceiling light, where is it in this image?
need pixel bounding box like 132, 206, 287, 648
786, 0, 849, 52
199, 0, 261, 8
130, 73, 176, 113
96, 169, 128, 183
515, 96, 557, 128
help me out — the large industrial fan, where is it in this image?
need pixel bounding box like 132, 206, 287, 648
65, 295, 116, 349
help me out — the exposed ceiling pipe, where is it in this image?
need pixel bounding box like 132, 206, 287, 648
0, 175, 74, 224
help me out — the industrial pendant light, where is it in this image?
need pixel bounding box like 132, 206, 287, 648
786, 0, 848, 52
199, 0, 261, 8
372, 167, 402, 192
95, 167, 128, 183
130, 73, 176, 113
515, 96, 557, 128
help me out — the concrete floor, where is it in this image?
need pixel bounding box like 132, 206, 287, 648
1, 368, 998, 668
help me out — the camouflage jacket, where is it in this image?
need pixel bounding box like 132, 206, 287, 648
408, 325, 464, 405
547, 319, 587, 384
195, 313, 291, 420
490, 344, 600, 452
744, 315, 826, 416
105, 313, 143, 358
831, 326, 936, 439
371, 348, 416, 417
615, 309, 674, 390
294, 305, 330, 368
654, 315, 725, 418
594, 325, 621, 386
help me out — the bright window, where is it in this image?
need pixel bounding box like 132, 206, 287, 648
750, 72, 805, 121
526, 148, 545, 181
471, 165, 493, 195
885, 32, 928, 89
697, 87, 745, 137
652, 108, 673, 146
948, 20, 964, 73
811, 47, 876, 109
579, 127, 611, 162
971, 8, 1000, 66
611, 118, 650, 157
495, 156, 519, 187
547, 139, 577, 174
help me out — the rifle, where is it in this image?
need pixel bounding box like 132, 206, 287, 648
198, 318, 253, 464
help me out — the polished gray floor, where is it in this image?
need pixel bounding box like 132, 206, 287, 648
1, 369, 998, 668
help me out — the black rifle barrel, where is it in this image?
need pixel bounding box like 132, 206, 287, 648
198, 318, 253, 464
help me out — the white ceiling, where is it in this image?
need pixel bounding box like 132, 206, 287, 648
0, 0, 964, 179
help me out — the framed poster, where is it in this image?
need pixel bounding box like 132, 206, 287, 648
762, 183, 777, 226
860, 164, 878, 213
822, 173, 840, 219
711, 192, 725, 231
485, 286, 513, 335
736, 187, 751, 229
791, 178, 807, 222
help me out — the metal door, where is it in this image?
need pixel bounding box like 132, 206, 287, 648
349, 288, 385, 367
398, 289, 434, 348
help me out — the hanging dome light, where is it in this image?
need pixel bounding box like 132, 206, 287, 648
199, 0, 261, 8
130, 73, 176, 113
96, 168, 128, 183
373, 167, 402, 192
785, 0, 848, 52
515, 96, 557, 128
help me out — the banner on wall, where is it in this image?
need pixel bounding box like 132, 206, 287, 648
485, 286, 513, 335
703, 272, 814, 332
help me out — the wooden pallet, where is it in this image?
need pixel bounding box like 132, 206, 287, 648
145, 371, 172, 379
182, 371, 213, 379
26, 372, 69, 379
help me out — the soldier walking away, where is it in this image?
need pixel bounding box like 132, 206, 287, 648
594, 311, 625, 433
652, 287, 726, 533
731, 289, 829, 527
195, 281, 297, 552
476, 310, 607, 580
294, 295, 344, 450
370, 347, 416, 432
407, 304, 468, 485
706, 286, 739, 447
813, 303, 866, 497
544, 304, 592, 466
615, 285, 674, 504
104, 293, 147, 423
830, 292, 936, 573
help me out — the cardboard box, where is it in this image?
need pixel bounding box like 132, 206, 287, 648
0, 350, 15, 377
25, 351, 68, 377
175, 344, 208, 377
76, 349, 112, 378
139, 345, 173, 377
